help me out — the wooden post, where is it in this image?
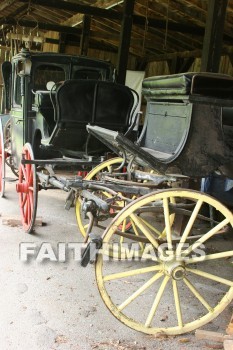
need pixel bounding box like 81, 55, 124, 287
80, 15, 91, 56
116, 0, 135, 85
59, 33, 66, 53
201, 0, 228, 72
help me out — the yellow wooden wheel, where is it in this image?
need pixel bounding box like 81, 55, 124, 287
96, 189, 233, 335
76, 157, 126, 238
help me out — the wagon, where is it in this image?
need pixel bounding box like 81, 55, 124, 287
0, 48, 139, 232
1, 55, 233, 336
79, 72, 233, 335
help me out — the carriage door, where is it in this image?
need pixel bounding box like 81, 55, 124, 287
10, 60, 29, 167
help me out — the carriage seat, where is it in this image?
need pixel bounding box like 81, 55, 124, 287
41, 79, 138, 157
34, 91, 56, 134
142, 72, 233, 98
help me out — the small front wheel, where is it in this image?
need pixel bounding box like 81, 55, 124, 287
76, 157, 125, 238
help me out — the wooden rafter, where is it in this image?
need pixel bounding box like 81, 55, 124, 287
62, 0, 123, 26
0, 0, 17, 11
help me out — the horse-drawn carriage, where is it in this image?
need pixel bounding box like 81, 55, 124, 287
0, 48, 139, 231
1, 49, 233, 335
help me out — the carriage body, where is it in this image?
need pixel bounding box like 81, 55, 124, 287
88, 72, 233, 178
2, 48, 130, 168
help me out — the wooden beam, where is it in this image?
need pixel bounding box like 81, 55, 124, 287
19, 0, 122, 20
0, 0, 17, 11
147, 49, 202, 62
0, 18, 82, 35
62, 13, 84, 27
18, 0, 209, 37
117, 0, 135, 84
80, 15, 91, 56
147, 46, 233, 63
62, 0, 123, 27
201, 0, 228, 72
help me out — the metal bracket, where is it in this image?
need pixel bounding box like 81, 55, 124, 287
81, 233, 103, 267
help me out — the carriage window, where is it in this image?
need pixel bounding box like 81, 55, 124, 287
34, 65, 65, 90
14, 74, 22, 106
12, 61, 24, 107
72, 69, 103, 80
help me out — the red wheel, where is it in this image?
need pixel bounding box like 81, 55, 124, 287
0, 118, 5, 198
16, 143, 38, 233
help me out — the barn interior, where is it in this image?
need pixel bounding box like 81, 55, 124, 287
0, 0, 232, 79
0, 1, 233, 350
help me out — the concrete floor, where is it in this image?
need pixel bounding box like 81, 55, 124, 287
0, 178, 232, 350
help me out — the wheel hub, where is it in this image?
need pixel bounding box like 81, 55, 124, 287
163, 260, 186, 280
16, 182, 29, 193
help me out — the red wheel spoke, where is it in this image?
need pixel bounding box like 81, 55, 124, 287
26, 163, 31, 181
29, 191, 33, 212
21, 165, 27, 180
23, 198, 28, 224
21, 194, 27, 209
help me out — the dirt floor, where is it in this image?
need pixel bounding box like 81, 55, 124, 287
0, 177, 232, 350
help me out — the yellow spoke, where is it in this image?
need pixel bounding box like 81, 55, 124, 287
159, 197, 175, 239
118, 272, 163, 311
186, 268, 233, 287
119, 218, 126, 244
181, 218, 230, 257
183, 277, 213, 312
131, 220, 145, 250
130, 213, 159, 249
172, 279, 183, 328
176, 199, 203, 256
145, 275, 170, 327
102, 191, 112, 199
187, 251, 233, 264
163, 197, 173, 250
139, 217, 161, 236
122, 219, 126, 232
103, 265, 162, 282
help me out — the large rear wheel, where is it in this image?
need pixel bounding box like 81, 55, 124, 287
96, 189, 233, 335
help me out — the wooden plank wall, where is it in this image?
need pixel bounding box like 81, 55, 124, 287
43, 31, 59, 53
